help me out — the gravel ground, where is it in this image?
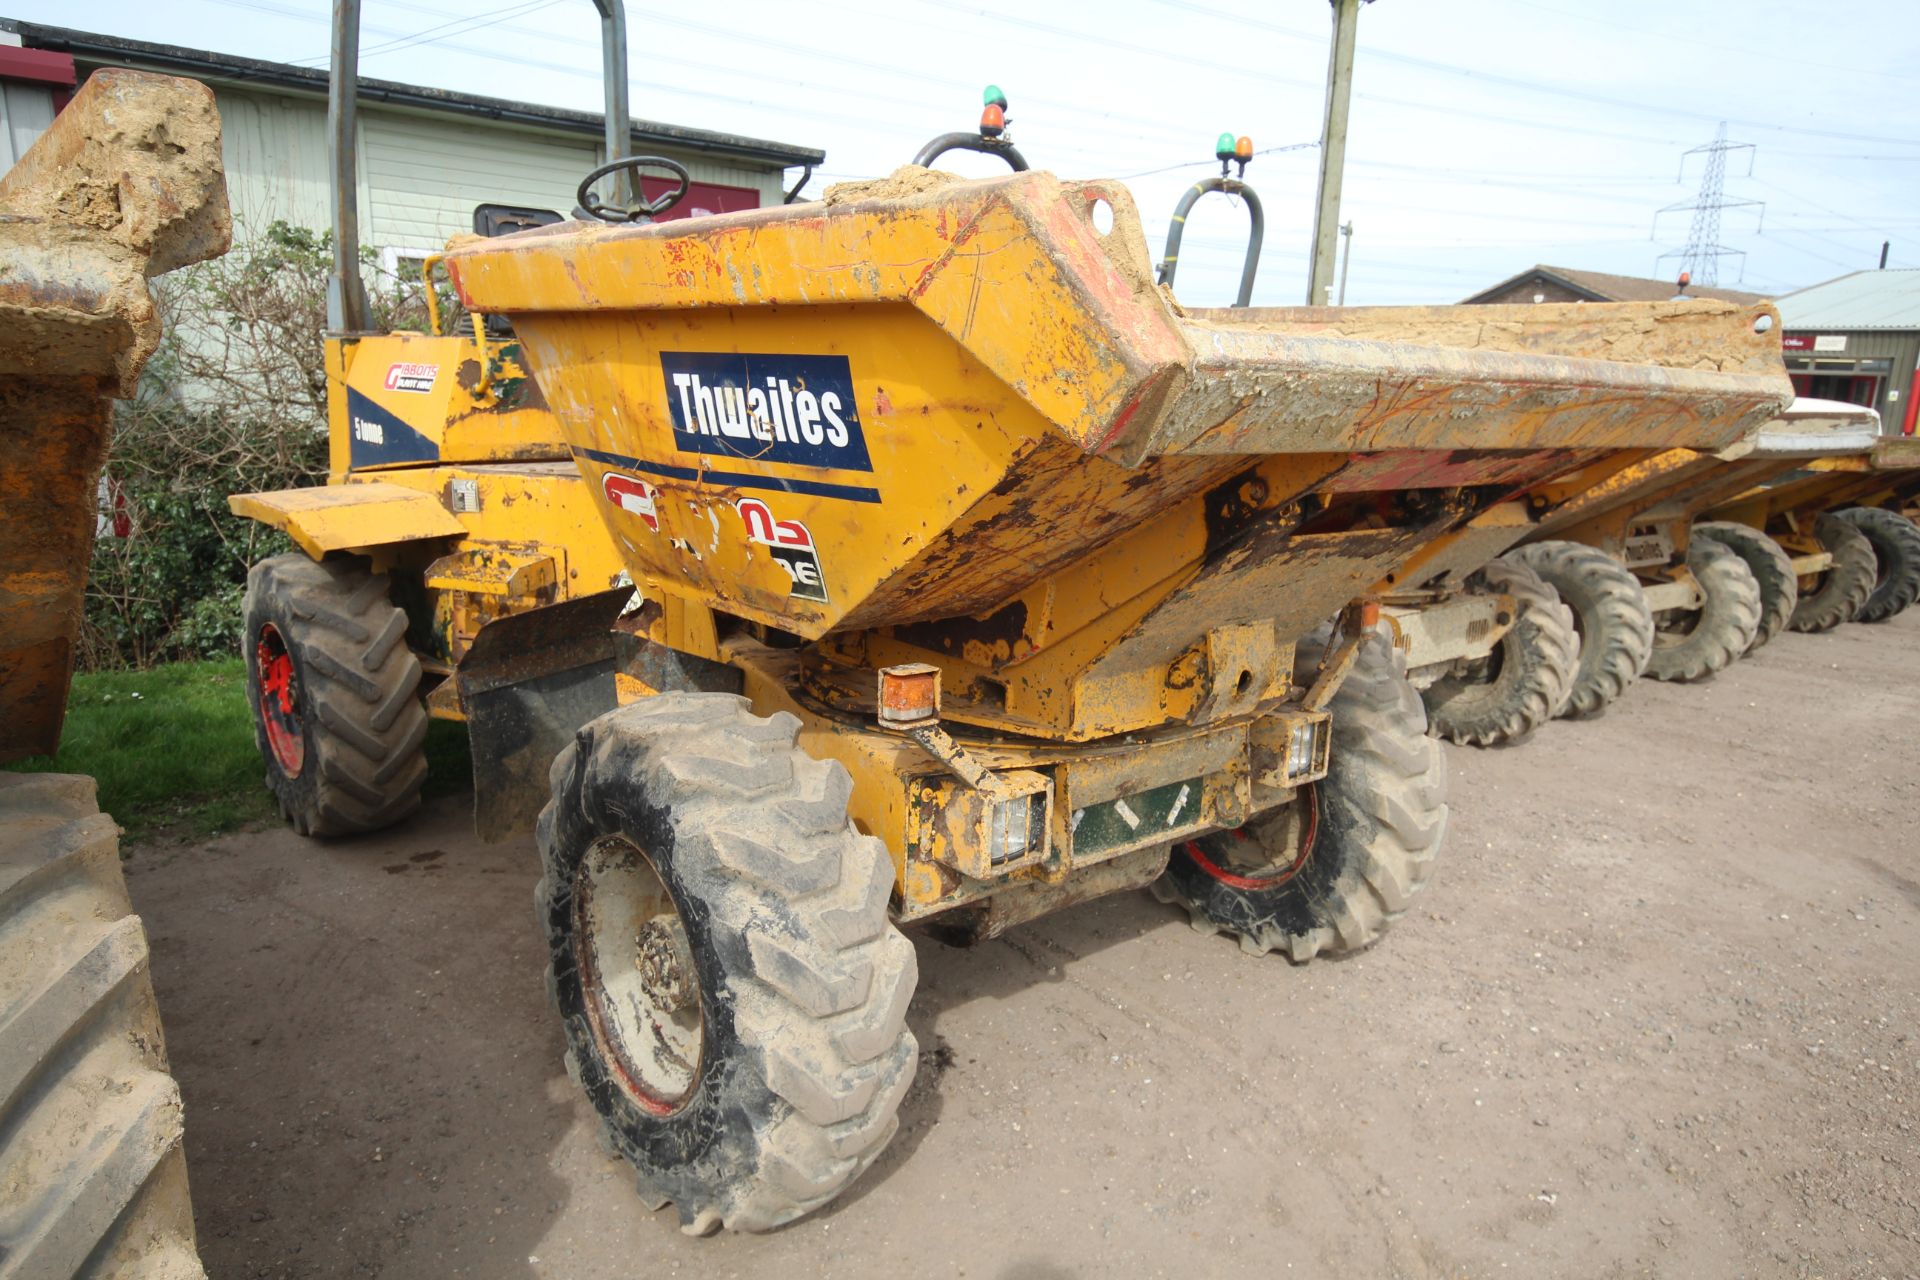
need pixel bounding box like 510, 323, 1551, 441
128, 609, 1920, 1279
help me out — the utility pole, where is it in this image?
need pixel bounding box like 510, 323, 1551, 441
1336, 221, 1354, 305
325, 0, 370, 334
1307, 0, 1364, 305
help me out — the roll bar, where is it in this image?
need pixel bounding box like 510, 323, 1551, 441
327, 0, 635, 333
1156, 134, 1264, 309
912, 134, 1029, 172
913, 85, 1029, 173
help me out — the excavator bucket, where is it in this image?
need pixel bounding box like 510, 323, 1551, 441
0, 69, 231, 763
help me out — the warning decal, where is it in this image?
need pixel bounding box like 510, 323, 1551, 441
603, 472, 660, 531
737, 497, 828, 603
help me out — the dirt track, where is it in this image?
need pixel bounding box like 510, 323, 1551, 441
128, 610, 1920, 1279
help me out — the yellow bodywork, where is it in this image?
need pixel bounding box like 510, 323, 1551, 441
233, 322, 632, 689
421, 168, 1788, 904
321, 329, 565, 479
442, 171, 1788, 732
1708, 436, 1920, 532
233, 166, 1795, 914
230, 480, 466, 557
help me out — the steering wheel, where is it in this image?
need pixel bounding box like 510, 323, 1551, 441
576, 156, 692, 223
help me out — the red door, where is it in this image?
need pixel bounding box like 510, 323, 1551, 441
639, 177, 760, 221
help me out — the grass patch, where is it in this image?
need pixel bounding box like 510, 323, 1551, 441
6, 659, 471, 841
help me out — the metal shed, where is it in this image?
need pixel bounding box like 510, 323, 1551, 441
1777, 269, 1920, 435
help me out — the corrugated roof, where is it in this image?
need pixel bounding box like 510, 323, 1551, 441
1461, 263, 1765, 305
1778, 269, 1920, 331
1543, 265, 1765, 305
2, 19, 824, 168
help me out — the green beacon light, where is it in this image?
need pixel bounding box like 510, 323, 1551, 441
980, 85, 1008, 138
1217, 131, 1251, 178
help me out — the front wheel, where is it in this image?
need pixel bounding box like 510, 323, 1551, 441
1691, 521, 1797, 651
1831, 507, 1920, 622
1787, 514, 1876, 633
242, 553, 427, 836
1643, 539, 1761, 683
1422, 555, 1577, 747
1152, 629, 1447, 962
537, 693, 917, 1234
1508, 540, 1653, 718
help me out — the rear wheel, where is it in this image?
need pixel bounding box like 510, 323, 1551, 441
1422, 555, 1576, 747
1831, 506, 1920, 622
1643, 540, 1761, 683
242, 554, 427, 837
0, 774, 204, 1278
1508, 540, 1653, 718
1692, 521, 1796, 651
537, 693, 917, 1233
1153, 630, 1447, 961
1787, 514, 1876, 633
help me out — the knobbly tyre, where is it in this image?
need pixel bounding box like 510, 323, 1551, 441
1385, 369, 1859, 732
1700, 426, 1920, 628
0, 69, 231, 1276
1493, 399, 1893, 720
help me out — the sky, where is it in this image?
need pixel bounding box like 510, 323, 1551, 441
22, 0, 1920, 306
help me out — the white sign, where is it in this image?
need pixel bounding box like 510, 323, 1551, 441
1813, 334, 1848, 352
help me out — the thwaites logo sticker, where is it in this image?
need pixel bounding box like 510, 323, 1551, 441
385, 362, 439, 394
738, 498, 827, 603
602, 472, 660, 531
662, 352, 872, 473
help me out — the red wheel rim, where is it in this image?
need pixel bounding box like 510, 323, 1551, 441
1185, 785, 1320, 890
255, 623, 305, 778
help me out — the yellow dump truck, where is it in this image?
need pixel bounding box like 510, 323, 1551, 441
1248, 303, 1794, 738
1487, 400, 1920, 722
219, 1, 1802, 1233
231, 131, 1790, 1227
1702, 431, 1920, 626
1, 68, 230, 1277
1147, 159, 1582, 751
1483, 398, 1891, 717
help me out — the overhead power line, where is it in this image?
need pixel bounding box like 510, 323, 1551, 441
1141, 0, 1920, 148
1510, 0, 1920, 84
290, 0, 565, 65
1120, 140, 1318, 180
